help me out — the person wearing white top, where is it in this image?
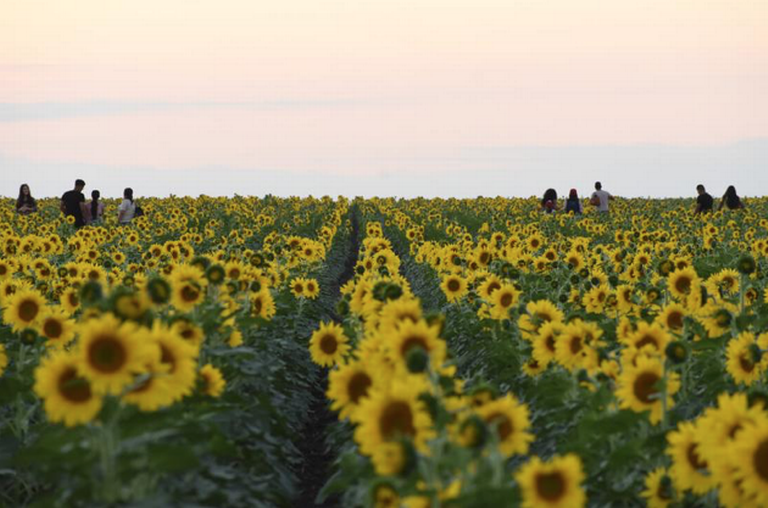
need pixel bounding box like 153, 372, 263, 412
118, 187, 136, 224
590, 182, 614, 212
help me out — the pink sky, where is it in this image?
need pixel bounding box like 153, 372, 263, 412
1, 0, 766, 196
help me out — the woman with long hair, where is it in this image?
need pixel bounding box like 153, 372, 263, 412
564, 188, 582, 215
719, 185, 745, 211
16, 184, 37, 215
541, 188, 559, 213
83, 190, 105, 225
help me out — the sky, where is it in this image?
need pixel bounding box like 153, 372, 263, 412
1, 0, 766, 198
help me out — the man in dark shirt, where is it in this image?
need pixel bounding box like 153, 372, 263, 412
694, 184, 714, 215
60, 179, 86, 227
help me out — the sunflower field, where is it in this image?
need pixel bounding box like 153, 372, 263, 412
2, 195, 768, 507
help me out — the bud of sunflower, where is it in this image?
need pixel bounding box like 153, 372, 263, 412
249, 280, 262, 293
405, 345, 429, 373
336, 298, 350, 317
658, 474, 674, 501
56, 266, 68, 278
665, 341, 688, 364
570, 274, 580, 285
205, 264, 225, 285
377, 266, 390, 277
146, 277, 171, 305
458, 414, 488, 450
748, 388, 768, 409
19, 328, 38, 343
79, 281, 103, 306
191, 256, 211, 272
737, 255, 756, 275
658, 259, 675, 276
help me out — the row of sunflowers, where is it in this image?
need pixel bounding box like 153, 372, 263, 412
309, 196, 768, 507
0, 195, 353, 506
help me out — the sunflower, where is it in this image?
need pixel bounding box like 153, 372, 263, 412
699, 303, 738, 338
531, 321, 563, 367
199, 364, 226, 397
386, 319, 446, 374
657, 303, 686, 332
121, 342, 174, 412
0, 343, 8, 376
727, 414, 768, 506
514, 454, 586, 508
37, 308, 76, 347
33, 350, 103, 427
290, 277, 308, 298
377, 298, 423, 335
667, 267, 700, 301
474, 393, 534, 458
666, 420, 717, 494
554, 320, 602, 372
641, 468, 676, 508
440, 274, 468, 303
76, 314, 150, 395
725, 332, 766, 386
353, 380, 434, 456
3, 288, 47, 332
327, 359, 376, 420
616, 354, 679, 425
303, 278, 320, 299
518, 300, 564, 341
250, 289, 276, 320
622, 321, 671, 354
140, 322, 198, 402
309, 321, 351, 367
60, 287, 81, 314
171, 280, 205, 312
489, 283, 521, 320
477, 275, 503, 301
171, 320, 205, 350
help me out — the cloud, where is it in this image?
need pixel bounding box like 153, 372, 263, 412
0, 99, 364, 122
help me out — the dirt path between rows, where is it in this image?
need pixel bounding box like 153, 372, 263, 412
295, 205, 360, 507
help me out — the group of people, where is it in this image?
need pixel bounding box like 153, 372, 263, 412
16, 180, 141, 228
541, 182, 614, 214
541, 182, 745, 215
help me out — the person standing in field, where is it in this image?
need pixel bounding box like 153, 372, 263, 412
16, 184, 38, 215
719, 185, 745, 211
564, 188, 582, 215
590, 181, 613, 212
61, 179, 86, 227
541, 188, 559, 213
694, 184, 714, 214
118, 188, 136, 224
84, 190, 105, 225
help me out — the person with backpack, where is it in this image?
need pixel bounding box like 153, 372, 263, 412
590, 181, 614, 212
564, 188, 582, 215
540, 188, 559, 213
118, 188, 137, 224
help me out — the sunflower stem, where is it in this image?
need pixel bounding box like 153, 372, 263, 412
98, 408, 121, 503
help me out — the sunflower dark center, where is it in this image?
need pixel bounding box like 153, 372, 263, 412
633, 372, 660, 404
753, 439, 768, 482
569, 336, 583, 355
636, 335, 658, 350
380, 401, 416, 439
400, 336, 428, 357
545, 335, 556, 353
181, 285, 200, 302
535, 472, 566, 501
486, 412, 513, 440
500, 293, 514, 307
667, 311, 684, 330
294, 284, 304, 294
447, 279, 461, 292
675, 277, 691, 294
58, 367, 92, 403
740, 354, 755, 373
488, 282, 501, 294
348, 372, 372, 403
319, 335, 338, 355
43, 319, 63, 339
18, 299, 39, 322
687, 443, 708, 471
160, 345, 177, 373
88, 336, 127, 373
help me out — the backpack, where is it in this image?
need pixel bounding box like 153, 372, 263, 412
134, 202, 144, 217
